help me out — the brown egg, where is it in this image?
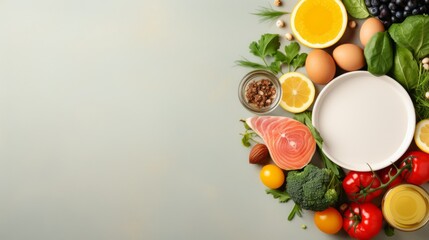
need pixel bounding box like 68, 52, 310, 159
333, 44, 365, 71
360, 17, 385, 47
305, 49, 336, 85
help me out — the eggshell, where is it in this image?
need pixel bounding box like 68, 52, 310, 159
333, 44, 365, 71
305, 49, 336, 85
360, 18, 385, 47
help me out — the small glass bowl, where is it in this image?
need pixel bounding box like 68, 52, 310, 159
238, 70, 282, 114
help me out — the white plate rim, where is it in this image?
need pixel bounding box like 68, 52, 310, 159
312, 71, 415, 171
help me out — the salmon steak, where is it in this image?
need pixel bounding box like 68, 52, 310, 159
246, 116, 316, 170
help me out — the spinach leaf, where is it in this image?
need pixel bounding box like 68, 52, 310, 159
391, 45, 419, 91
343, 0, 370, 19
364, 32, 393, 75
388, 15, 429, 59
249, 33, 280, 58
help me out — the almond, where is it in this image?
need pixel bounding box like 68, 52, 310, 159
249, 144, 270, 164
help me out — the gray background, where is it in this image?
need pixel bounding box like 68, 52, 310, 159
0, 0, 427, 239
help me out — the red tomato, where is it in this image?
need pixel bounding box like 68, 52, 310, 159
342, 171, 383, 203
400, 151, 429, 185
343, 202, 383, 240
376, 165, 403, 190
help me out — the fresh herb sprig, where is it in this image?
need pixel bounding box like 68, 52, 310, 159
252, 6, 290, 22
240, 119, 260, 147
236, 34, 307, 75
266, 188, 302, 221
414, 65, 429, 121
294, 111, 344, 178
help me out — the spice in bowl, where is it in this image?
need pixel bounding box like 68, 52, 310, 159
238, 70, 282, 114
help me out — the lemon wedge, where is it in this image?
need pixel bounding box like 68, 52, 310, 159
415, 119, 429, 154
279, 72, 315, 113
290, 0, 348, 49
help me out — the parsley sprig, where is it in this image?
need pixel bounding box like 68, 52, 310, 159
236, 34, 307, 75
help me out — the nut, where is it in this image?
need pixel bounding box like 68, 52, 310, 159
249, 143, 270, 164
424, 63, 429, 71
348, 20, 357, 29
285, 33, 293, 41
276, 19, 285, 28
273, 0, 282, 7
422, 57, 429, 64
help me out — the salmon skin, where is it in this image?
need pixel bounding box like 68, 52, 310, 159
246, 116, 316, 170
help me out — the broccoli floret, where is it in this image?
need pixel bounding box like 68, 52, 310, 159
286, 164, 340, 211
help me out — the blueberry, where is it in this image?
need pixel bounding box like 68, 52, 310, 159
404, 5, 411, 11
383, 20, 392, 28
388, 2, 397, 10
403, 10, 411, 17
381, 0, 389, 2
379, 4, 389, 10
379, 8, 391, 19
365, 0, 372, 6
395, 11, 403, 19
369, 6, 380, 15
371, 0, 380, 7
412, 8, 419, 15
408, 0, 417, 9
425, 0, 429, 4
420, 6, 427, 13
395, 0, 405, 6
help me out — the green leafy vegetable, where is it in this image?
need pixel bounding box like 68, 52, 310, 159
286, 164, 341, 211
288, 204, 303, 221
343, 0, 370, 19
249, 34, 280, 58
388, 15, 429, 59
294, 111, 343, 178
292, 53, 308, 71
284, 42, 300, 65
266, 189, 292, 203
391, 46, 419, 91
384, 223, 395, 237
236, 35, 307, 74
253, 6, 290, 22
364, 31, 393, 75
240, 119, 259, 147
414, 68, 429, 121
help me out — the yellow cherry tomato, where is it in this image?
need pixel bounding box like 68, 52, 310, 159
314, 207, 343, 234
260, 164, 285, 189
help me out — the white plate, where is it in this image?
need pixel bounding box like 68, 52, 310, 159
312, 71, 415, 171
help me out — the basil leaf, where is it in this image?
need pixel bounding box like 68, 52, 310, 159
364, 32, 393, 75
343, 0, 370, 19
391, 46, 419, 91
389, 15, 429, 59
285, 42, 300, 65
292, 53, 308, 71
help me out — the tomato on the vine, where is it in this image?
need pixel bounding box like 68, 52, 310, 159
400, 151, 429, 185
342, 171, 383, 203
343, 202, 383, 240
260, 164, 284, 189
314, 207, 343, 234
377, 165, 403, 190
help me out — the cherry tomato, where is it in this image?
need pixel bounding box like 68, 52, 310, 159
314, 207, 343, 234
260, 164, 284, 189
343, 202, 383, 240
342, 171, 383, 203
400, 151, 429, 185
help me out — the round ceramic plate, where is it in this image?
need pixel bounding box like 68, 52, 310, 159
312, 71, 415, 171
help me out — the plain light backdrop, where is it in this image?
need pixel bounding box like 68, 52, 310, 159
0, 0, 427, 239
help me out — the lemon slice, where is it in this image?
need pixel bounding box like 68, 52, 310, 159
290, 0, 348, 49
279, 72, 315, 113
415, 119, 429, 153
